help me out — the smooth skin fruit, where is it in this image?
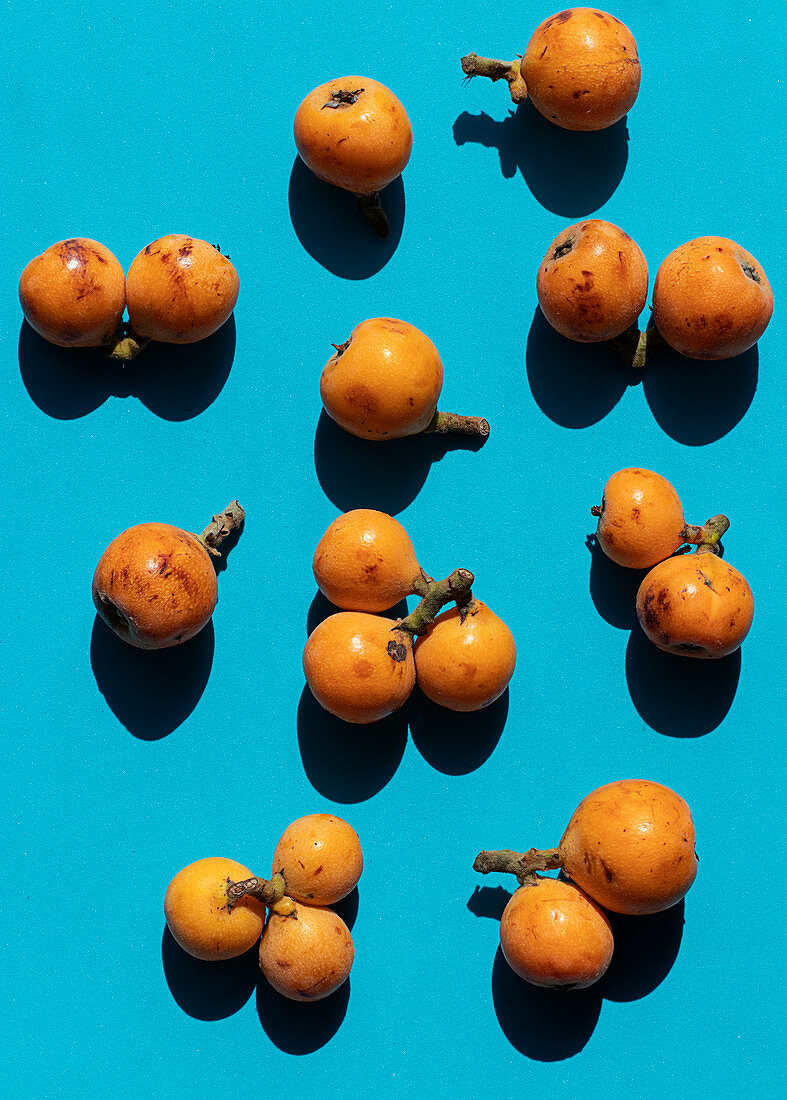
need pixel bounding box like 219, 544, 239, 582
19, 238, 126, 347
462, 8, 640, 131
652, 237, 773, 360
273, 814, 363, 906
413, 600, 516, 711
313, 509, 430, 612
260, 900, 355, 1002
125, 235, 239, 344
592, 468, 685, 569
537, 220, 648, 343
164, 857, 267, 961
500, 878, 614, 989
636, 552, 754, 659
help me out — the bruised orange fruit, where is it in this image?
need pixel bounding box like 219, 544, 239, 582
259, 900, 355, 1001
125, 235, 239, 344
19, 238, 126, 347
164, 856, 266, 961
652, 237, 773, 359
273, 814, 363, 906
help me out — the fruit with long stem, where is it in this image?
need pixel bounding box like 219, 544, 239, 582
272, 814, 363, 907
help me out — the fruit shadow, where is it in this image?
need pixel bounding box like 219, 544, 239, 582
289, 157, 404, 279
586, 535, 646, 632
257, 974, 350, 1053
408, 685, 507, 775
452, 102, 629, 217
161, 926, 258, 1020
468, 886, 685, 1059
18, 316, 235, 422
90, 616, 214, 739
314, 410, 487, 515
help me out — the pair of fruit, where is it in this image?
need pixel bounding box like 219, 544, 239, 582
305, 509, 516, 721
475, 779, 697, 988
92, 503, 244, 650
320, 317, 489, 444
538, 220, 773, 364
165, 814, 362, 1002
19, 234, 239, 358
593, 469, 754, 658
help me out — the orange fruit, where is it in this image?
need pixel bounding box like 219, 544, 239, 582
92, 522, 218, 649
164, 856, 266, 961
19, 237, 126, 347
652, 237, 773, 359
125, 235, 239, 343
537, 220, 648, 342
593, 468, 686, 569
500, 877, 614, 988
259, 900, 355, 1001
273, 814, 363, 906
636, 553, 754, 658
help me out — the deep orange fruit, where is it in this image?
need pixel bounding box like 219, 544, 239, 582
164, 856, 266, 961
19, 238, 126, 347
259, 900, 355, 1001
593, 468, 686, 569
273, 814, 363, 906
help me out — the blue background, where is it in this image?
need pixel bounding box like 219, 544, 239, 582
2, 1, 784, 1096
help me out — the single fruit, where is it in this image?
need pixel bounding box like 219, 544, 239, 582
500, 878, 614, 988
125, 235, 239, 344
164, 856, 267, 961
259, 900, 354, 1001
559, 780, 698, 914
303, 611, 415, 723
413, 599, 516, 711
313, 509, 429, 612
652, 237, 773, 359
19, 237, 126, 347
273, 814, 363, 906
537, 220, 648, 342
593, 468, 685, 569
636, 553, 753, 658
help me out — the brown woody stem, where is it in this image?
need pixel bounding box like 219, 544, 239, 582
356, 191, 390, 238
424, 410, 490, 439
226, 872, 286, 912
473, 847, 562, 885
681, 515, 730, 556
396, 568, 475, 637
198, 501, 245, 557
410, 566, 435, 599
460, 53, 528, 104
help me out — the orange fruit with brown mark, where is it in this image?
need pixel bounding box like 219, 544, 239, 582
19, 237, 126, 347
593, 468, 686, 569
273, 814, 363, 906
500, 877, 614, 988
413, 600, 516, 711
320, 317, 443, 441
559, 779, 698, 914
164, 856, 266, 961
520, 8, 641, 130
537, 220, 648, 342
303, 610, 415, 723
313, 509, 428, 612
294, 77, 412, 195
636, 553, 753, 658
652, 237, 773, 359
92, 521, 218, 649
259, 900, 355, 1001
125, 235, 239, 344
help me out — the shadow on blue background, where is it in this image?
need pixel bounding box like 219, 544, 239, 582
408, 685, 507, 775
162, 927, 259, 1020
453, 103, 629, 217
18, 316, 236, 421
257, 974, 350, 1053
289, 157, 404, 279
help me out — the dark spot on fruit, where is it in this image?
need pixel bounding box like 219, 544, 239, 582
741, 261, 761, 283
600, 860, 615, 883
387, 639, 409, 663
178, 244, 193, 258
353, 660, 374, 679
276, 959, 292, 969
552, 237, 575, 260
539, 46, 548, 58
345, 386, 377, 418
363, 563, 378, 574
573, 90, 581, 98
313, 865, 323, 875
631, 507, 641, 522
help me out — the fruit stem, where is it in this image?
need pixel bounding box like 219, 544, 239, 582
198, 501, 245, 557
611, 323, 652, 370
356, 191, 390, 238
473, 847, 562, 885
105, 324, 149, 362
424, 410, 491, 439
397, 568, 475, 637
411, 566, 435, 599
460, 53, 528, 104
226, 872, 286, 912
681, 514, 730, 556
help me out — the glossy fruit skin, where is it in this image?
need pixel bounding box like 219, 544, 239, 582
313, 509, 424, 612
521, 8, 640, 131
321, 317, 443, 441
595, 468, 686, 569
560, 780, 698, 915
652, 237, 773, 359
19, 238, 126, 347
413, 601, 516, 712
303, 611, 415, 723
636, 553, 754, 659
537, 220, 648, 342
500, 878, 614, 988
92, 522, 218, 650
125, 235, 239, 343
294, 76, 412, 194
164, 857, 266, 961
273, 814, 363, 906
259, 901, 354, 1001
